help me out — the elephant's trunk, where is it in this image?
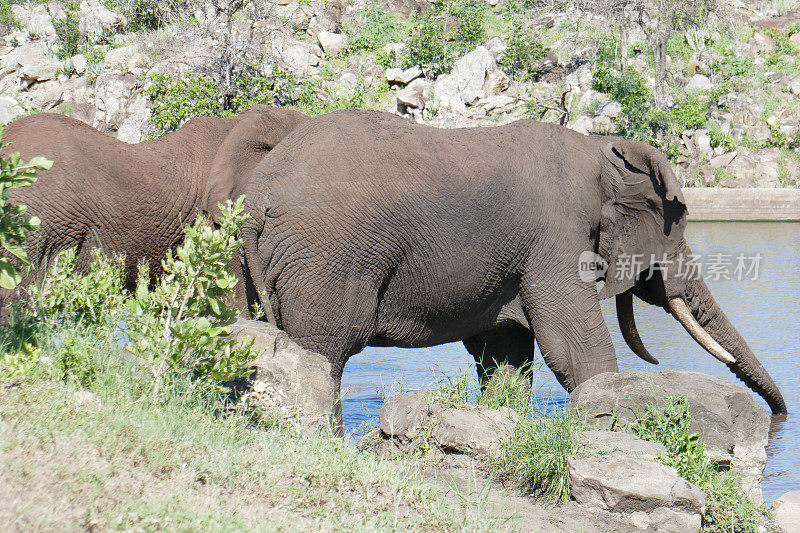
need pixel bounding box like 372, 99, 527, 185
616, 291, 659, 364
678, 276, 787, 414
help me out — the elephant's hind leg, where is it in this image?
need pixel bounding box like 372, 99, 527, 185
462, 324, 536, 388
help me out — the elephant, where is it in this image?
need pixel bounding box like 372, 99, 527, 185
233, 109, 786, 423
0, 105, 306, 312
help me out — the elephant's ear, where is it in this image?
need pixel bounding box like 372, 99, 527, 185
205, 105, 306, 223
597, 139, 687, 299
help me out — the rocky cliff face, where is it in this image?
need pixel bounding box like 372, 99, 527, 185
1, 0, 798, 188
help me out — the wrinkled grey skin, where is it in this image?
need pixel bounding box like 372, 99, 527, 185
0, 105, 305, 314
237, 110, 786, 423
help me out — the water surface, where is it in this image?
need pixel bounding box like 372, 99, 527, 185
341, 222, 800, 501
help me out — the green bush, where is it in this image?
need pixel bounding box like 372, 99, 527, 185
708, 122, 734, 151
635, 396, 763, 533
53, 1, 81, 59
404, 0, 487, 78
103, 0, 174, 31
0, 147, 51, 290
126, 197, 254, 399
143, 69, 300, 137
500, 19, 548, 81
671, 94, 709, 130
0, 0, 16, 29
345, 4, 405, 55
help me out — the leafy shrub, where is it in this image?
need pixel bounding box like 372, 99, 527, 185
143, 69, 299, 137
500, 19, 548, 81
488, 409, 582, 503
29, 248, 126, 326
54, 1, 81, 59
0, 0, 17, 30
635, 396, 763, 533
671, 94, 709, 130
126, 197, 254, 399
345, 4, 405, 55
103, 0, 175, 31
404, 0, 487, 78
0, 147, 51, 290
476, 363, 532, 416
708, 122, 734, 151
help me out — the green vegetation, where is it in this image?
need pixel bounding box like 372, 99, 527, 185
104, 0, 171, 32
344, 3, 406, 55
488, 409, 582, 503
500, 18, 548, 81
635, 396, 765, 533
0, 0, 16, 30
0, 146, 51, 290
142, 69, 298, 137
404, 0, 487, 77
53, 1, 81, 59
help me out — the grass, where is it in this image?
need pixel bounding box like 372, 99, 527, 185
0, 322, 498, 530
634, 396, 765, 533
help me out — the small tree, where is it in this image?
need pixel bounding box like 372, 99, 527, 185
126, 196, 254, 398
0, 147, 51, 290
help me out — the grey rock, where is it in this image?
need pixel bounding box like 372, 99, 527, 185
71, 53, 88, 75
387, 65, 422, 85
596, 100, 622, 118
484, 36, 507, 56
335, 71, 359, 98
432, 405, 516, 456
686, 74, 712, 93
116, 94, 151, 143
79, 0, 126, 39
93, 71, 136, 134
694, 130, 712, 157
271, 32, 321, 75
568, 453, 705, 533
709, 151, 738, 169
433, 46, 499, 112
0, 95, 23, 125
569, 115, 594, 135
18, 5, 56, 38
104, 45, 136, 70
230, 319, 335, 429
568, 371, 770, 503
379, 391, 431, 438
3, 45, 61, 82
577, 430, 666, 462
317, 31, 347, 55
772, 491, 800, 533
396, 78, 432, 110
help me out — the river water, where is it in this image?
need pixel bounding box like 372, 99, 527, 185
340, 222, 800, 502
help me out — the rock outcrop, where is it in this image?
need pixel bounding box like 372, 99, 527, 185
568, 371, 771, 504
771, 491, 800, 533
230, 319, 336, 429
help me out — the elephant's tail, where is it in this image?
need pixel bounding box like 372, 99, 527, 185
238, 220, 280, 327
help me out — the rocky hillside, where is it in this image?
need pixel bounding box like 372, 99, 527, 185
1, 0, 799, 188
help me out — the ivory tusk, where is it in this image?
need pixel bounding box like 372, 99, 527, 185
668, 298, 736, 365
616, 292, 659, 365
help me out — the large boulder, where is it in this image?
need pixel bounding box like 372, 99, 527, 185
78, 0, 126, 39
772, 491, 800, 533
433, 46, 508, 114
568, 371, 770, 503
432, 405, 516, 456
230, 319, 336, 429
568, 454, 705, 532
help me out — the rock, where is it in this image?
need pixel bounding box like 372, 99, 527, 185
433, 46, 500, 112
271, 32, 322, 76
104, 45, 136, 70
317, 31, 347, 55
335, 71, 358, 98
568, 371, 770, 503
569, 115, 594, 135
230, 319, 335, 429
93, 71, 137, 134
484, 36, 507, 56
116, 94, 151, 143
432, 405, 516, 456
694, 130, 712, 157
71, 53, 88, 75
79, 0, 126, 39
379, 391, 431, 439
709, 151, 738, 169
772, 491, 800, 533
477, 94, 515, 114
577, 430, 667, 461
569, 454, 705, 532
18, 4, 56, 38
73, 389, 100, 407
0, 95, 23, 125
2, 45, 62, 82
387, 65, 422, 85
791, 33, 800, 50
752, 32, 775, 53
686, 74, 712, 93
396, 78, 432, 111
596, 100, 622, 118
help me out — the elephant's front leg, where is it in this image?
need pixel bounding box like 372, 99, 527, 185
520, 267, 618, 392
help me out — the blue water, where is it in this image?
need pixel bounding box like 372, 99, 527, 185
341, 222, 800, 501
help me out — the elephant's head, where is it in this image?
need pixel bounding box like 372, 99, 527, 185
204, 105, 307, 223
595, 137, 787, 414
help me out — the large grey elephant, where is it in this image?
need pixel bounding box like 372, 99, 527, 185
0, 105, 305, 311
235, 109, 787, 420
